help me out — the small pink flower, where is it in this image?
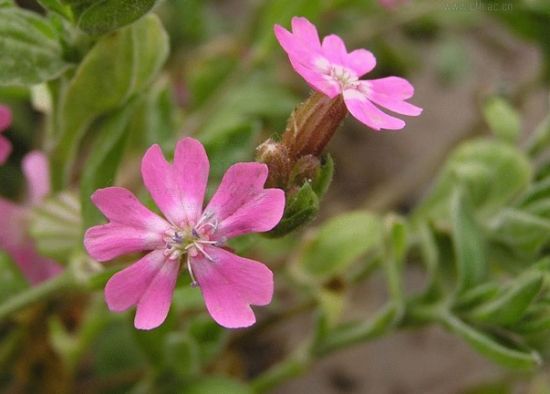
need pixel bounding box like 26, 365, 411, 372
0, 105, 13, 164
0, 152, 62, 284
84, 137, 285, 330
378, 0, 409, 9
274, 17, 422, 131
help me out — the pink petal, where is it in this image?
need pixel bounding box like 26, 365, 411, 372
84, 187, 170, 261
141, 138, 209, 227
322, 34, 348, 66
343, 89, 406, 131
173, 138, 210, 225
273, 24, 313, 62
0, 135, 12, 165
22, 151, 50, 205
0, 105, 12, 132
85, 224, 164, 262
0, 198, 61, 285
366, 76, 415, 100
10, 246, 62, 285
346, 49, 376, 78
275, 20, 340, 98
134, 257, 179, 330
204, 163, 268, 222
218, 189, 285, 239
105, 249, 165, 312
289, 56, 341, 98
192, 246, 273, 328
91, 187, 169, 232
291, 16, 321, 49
361, 79, 422, 116
0, 198, 25, 249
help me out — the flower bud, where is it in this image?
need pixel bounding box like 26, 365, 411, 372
256, 138, 291, 189
282, 91, 347, 159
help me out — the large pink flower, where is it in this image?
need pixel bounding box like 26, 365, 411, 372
0, 152, 62, 284
0, 105, 13, 164
84, 137, 285, 330
274, 17, 422, 131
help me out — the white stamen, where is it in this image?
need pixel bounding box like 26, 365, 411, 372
186, 257, 198, 287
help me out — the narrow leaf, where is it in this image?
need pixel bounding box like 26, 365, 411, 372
452, 188, 487, 293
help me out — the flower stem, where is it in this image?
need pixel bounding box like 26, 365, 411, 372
251, 348, 311, 393
0, 272, 75, 322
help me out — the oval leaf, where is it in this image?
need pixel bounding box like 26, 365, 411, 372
298, 211, 383, 280
0, 7, 69, 86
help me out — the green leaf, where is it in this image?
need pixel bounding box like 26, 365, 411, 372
67, 0, 160, 35
415, 139, 531, 221
0, 7, 69, 86
452, 188, 487, 293
0, 251, 28, 300
80, 101, 137, 229
482, 97, 521, 144
468, 273, 543, 326
311, 154, 334, 199
29, 191, 81, 262
182, 377, 252, 394
441, 312, 541, 370
526, 114, 550, 158
50, 14, 168, 189
127, 77, 180, 150
187, 316, 226, 365
515, 305, 550, 333
416, 223, 443, 300
490, 209, 550, 256
453, 282, 500, 311
314, 303, 400, 356
162, 332, 200, 376
200, 73, 296, 144
317, 287, 346, 327
37, 0, 73, 19
205, 122, 261, 183
518, 176, 550, 208
299, 211, 383, 280
383, 215, 408, 305
268, 182, 319, 237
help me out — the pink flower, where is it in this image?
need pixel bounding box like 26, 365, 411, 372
378, 0, 409, 9
0, 105, 13, 164
0, 152, 62, 284
84, 138, 285, 330
274, 17, 422, 131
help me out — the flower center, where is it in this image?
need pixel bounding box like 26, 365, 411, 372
162, 212, 224, 285
163, 213, 222, 260
328, 64, 359, 90
315, 57, 359, 90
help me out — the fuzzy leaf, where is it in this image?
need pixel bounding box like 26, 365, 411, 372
0, 7, 69, 86
29, 191, 81, 261
50, 14, 168, 189
269, 182, 319, 237
64, 0, 160, 35
441, 312, 540, 370
415, 139, 531, 221
483, 97, 521, 144
452, 188, 487, 293
468, 273, 543, 326
490, 209, 550, 256
299, 211, 383, 279
80, 101, 137, 229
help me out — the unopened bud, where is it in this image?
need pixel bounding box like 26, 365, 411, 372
282, 91, 347, 159
256, 139, 291, 189
288, 154, 321, 194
